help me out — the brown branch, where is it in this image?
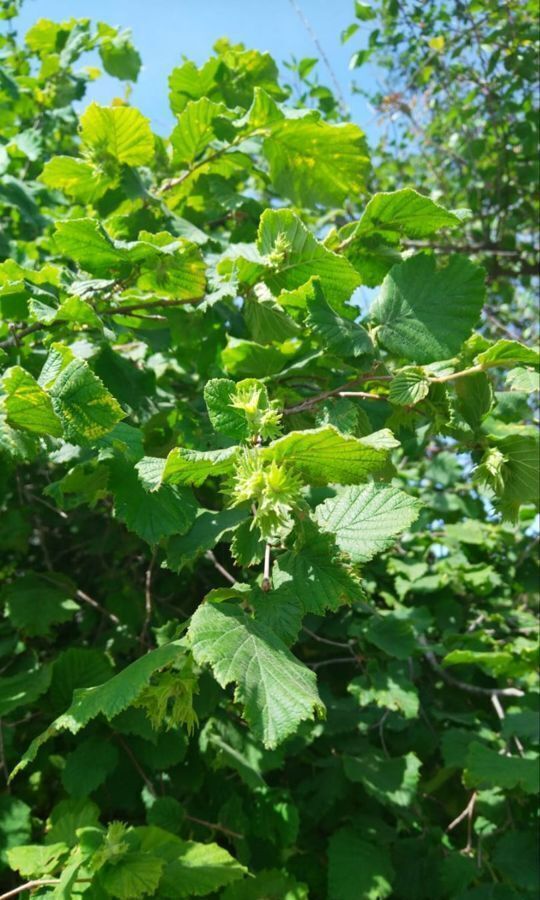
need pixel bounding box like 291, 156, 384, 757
403, 240, 534, 257
420, 637, 524, 698
0, 297, 204, 350
205, 550, 236, 585
106, 297, 203, 316
185, 814, 244, 841
0, 880, 90, 900
114, 733, 157, 796
284, 373, 391, 415
303, 627, 356, 653
75, 589, 121, 626
447, 790, 477, 853
0, 880, 60, 899
140, 549, 157, 649
310, 656, 361, 671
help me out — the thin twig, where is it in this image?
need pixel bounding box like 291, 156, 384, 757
303, 627, 355, 652
420, 637, 524, 698
0, 880, 90, 900
0, 880, 60, 899
75, 589, 121, 626
140, 550, 157, 648
310, 656, 360, 670
185, 813, 244, 841
114, 733, 157, 796
205, 551, 236, 585
447, 791, 477, 853
491, 694, 524, 756
403, 240, 531, 257
337, 391, 384, 400
284, 373, 391, 415
287, 0, 347, 112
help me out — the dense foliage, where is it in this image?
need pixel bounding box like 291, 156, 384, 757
0, 3, 538, 899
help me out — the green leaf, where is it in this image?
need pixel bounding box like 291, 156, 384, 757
50, 359, 125, 445
506, 367, 540, 392
160, 446, 238, 487
188, 602, 324, 747
62, 737, 119, 798
230, 519, 265, 567
273, 522, 363, 615
170, 98, 228, 165
49, 648, 114, 712
365, 614, 417, 659
344, 749, 422, 809
244, 295, 299, 343
100, 853, 164, 899
4, 574, 79, 637
356, 189, 461, 240
0, 797, 32, 866
480, 433, 539, 516
47, 798, 101, 847
166, 508, 247, 572
12, 641, 186, 777
315, 483, 420, 562
372, 254, 485, 364
80, 102, 154, 166
0, 663, 52, 717
133, 231, 206, 300
258, 209, 361, 311
306, 282, 373, 358
6, 842, 68, 878
454, 371, 493, 430
328, 829, 394, 900
2, 365, 62, 436
222, 868, 308, 900
40, 156, 116, 203
493, 830, 540, 892
159, 840, 247, 898
98, 26, 142, 82
388, 368, 430, 406
442, 649, 516, 677
204, 377, 281, 442
261, 426, 391, 486
464, 743, 539, 795
54, 218, 127, 275
349, 661, 419, 719
204, 379, 249, 440
264, 118, 370, 208
110, 459, 198, 545
251, 585, 303, 645
221, 337, 291, 378
476, 339, 540, 370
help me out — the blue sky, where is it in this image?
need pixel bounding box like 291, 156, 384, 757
15, 0, 378, 139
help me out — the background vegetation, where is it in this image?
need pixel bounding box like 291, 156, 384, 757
0, 1, 538, 898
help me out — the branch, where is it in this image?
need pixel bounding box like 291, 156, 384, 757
403, 240, 534, 258
140, 549, 157, 649
0, 880, 89, 900
75, 589, 120, 626
284, 373, 391, 415
0, 881, 59, 899
0, 297, 205, 350
205, 550, 236, 585
420, 638, 524, 698
185, 813, 244, 841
